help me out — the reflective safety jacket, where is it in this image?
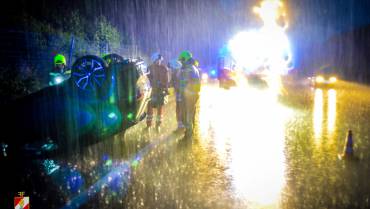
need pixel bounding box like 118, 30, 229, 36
177, 64, 201, 95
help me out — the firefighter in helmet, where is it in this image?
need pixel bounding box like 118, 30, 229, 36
49, 54, 71, 86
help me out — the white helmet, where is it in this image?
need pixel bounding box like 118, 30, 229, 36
169, 59, 182, 70
151, 52, 163, 63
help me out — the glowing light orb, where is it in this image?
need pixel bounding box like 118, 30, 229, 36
210, 69, 217, 76
228, 0, 293, 75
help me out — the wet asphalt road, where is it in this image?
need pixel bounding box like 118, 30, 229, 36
63, 78, 370, 209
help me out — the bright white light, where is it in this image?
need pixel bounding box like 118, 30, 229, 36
329, 76, 337, 83
228, 30, 263, 72
55, 76, 63, 84
316, 76, 324, 83
228, 0, 292, 75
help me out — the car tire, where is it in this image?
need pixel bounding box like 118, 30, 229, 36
71, 55, 110, 99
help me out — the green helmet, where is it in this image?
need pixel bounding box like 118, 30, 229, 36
178, 51, 192, 63
54, 54, 66, 65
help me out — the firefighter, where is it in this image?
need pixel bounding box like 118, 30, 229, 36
168, 59, 183, 130
177, 51, 201, 138
146, 52, 170, 132
49, 54, 71, 86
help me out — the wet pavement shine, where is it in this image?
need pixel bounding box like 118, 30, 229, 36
58, 79, 370, 209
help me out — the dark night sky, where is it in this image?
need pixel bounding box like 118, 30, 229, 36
2, 0, 370, 66
288, 0, 370, 45
287, 0, 370, 66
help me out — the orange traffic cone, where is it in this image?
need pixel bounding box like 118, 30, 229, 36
338, 130, 354, 160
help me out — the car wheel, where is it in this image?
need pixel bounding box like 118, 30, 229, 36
71, 55, 109, 92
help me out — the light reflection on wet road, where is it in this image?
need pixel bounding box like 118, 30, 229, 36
313, 88, 337, 141
198, 84, 291, 208
80, 79, 370, 209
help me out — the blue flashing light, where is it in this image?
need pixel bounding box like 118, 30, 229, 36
210, 69, 217, 76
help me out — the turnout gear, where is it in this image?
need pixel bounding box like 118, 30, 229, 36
146, 55, 170, 130
50, 54, 70, 86
168, 58, 184, 129
176, 55, 201, 136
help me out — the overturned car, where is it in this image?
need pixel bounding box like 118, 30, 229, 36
0, 54, 151, 157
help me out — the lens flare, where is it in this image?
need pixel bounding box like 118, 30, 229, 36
228, 0, 292, 75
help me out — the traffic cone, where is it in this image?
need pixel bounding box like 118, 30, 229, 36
338, 130, 354, 160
